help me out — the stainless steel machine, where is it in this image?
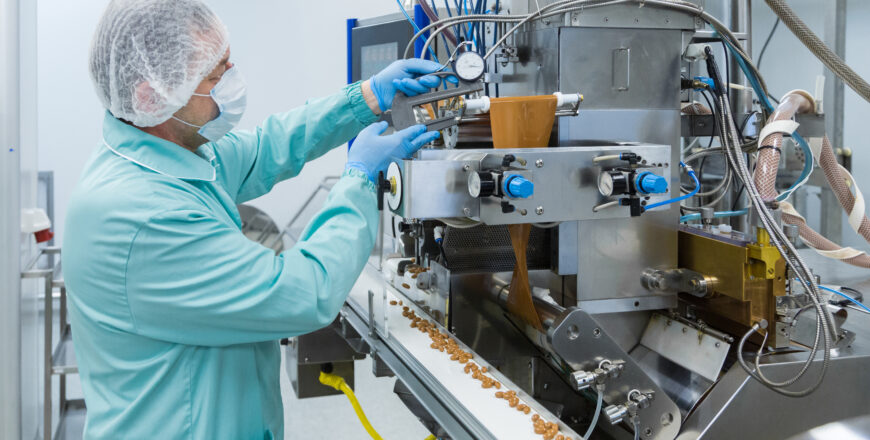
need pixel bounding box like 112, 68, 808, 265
286, 2, 870, 439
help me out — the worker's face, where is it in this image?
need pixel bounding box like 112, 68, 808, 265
172, 48, 234, 148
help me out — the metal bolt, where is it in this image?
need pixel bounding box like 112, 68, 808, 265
536, 206, 544, 215
682, 327, 688, 333
593, 328, 602, 338
715, 342, 721, 348
463, 207, 472, 216
644, 427, 653, 437
535, 159, 544, 168
463, 164, 471, 172
543, 382, 550, 390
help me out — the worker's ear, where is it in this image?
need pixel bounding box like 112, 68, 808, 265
132, 81, 164, 116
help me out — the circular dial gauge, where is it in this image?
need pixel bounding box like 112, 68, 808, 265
453, 51, 485, 82
386, 162, 403, 211
468, 172, 495, 198
598, 172, 615, 197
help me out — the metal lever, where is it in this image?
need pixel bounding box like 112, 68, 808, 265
384, 74, 485, 131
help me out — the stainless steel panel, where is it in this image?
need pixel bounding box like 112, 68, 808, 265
476, 146, 671, 224
630, 345, 713, 418
639, 314, 730, 382
560, 109, 680, 312
680, 353, 870, 440
550, 308, 682, 439
396, 145, 672, 224
559, 109, 681, 146
577, 209, 677, 312
394, 156, 479, 220
580, 295, 676, 314
556, 221, 578, 276
562, 4, 698, 30
788, 415, 870, 440
559, 27, 682, 110
495, 28, 560, 98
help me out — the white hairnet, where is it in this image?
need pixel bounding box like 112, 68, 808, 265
89, 0, 229, 127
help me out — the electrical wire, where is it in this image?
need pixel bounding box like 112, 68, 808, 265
819, 285, 870, 314
756, 17, 781, 69
320, 371, 384, 440
396, 0, 441, 62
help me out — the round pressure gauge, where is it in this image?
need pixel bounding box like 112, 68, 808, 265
468, 171, 496, 198
598, 171, 627, 197
453, 51, 485, 82
386, 162, 403, 211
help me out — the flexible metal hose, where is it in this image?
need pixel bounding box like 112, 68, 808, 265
718, 93, 832, 397
765, 0, 870, 104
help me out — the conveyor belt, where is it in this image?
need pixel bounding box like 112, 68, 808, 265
346, 266, 581, 440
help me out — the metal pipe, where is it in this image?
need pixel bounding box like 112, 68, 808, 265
0, 0, 22, 437
488, 278, 566, 331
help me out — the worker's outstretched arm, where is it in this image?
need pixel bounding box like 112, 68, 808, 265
124, 169, 377, 346
123, 124, 438, 347
211, 82, 377, 204
211, 59, 450, 204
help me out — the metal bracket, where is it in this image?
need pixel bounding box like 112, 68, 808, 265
548, 308, 680, 439
385, 77, 485, 131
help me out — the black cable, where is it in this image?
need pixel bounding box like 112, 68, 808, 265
707, 45, 744, 144
700, 90, 719, 149
732, 185, 745, 210
739, 111, 759, 136
757, 18, 781, 70
720, 41, 731, 103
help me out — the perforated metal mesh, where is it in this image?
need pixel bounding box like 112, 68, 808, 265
442, 225, 551, 273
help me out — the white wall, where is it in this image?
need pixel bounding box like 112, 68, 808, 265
37, 0, 396, 242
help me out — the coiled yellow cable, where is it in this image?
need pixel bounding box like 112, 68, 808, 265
319, 371, 440, 440
319, 371, 383, 440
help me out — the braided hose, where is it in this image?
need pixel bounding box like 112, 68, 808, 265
779, 135, 870, 268
765, 0, 870, 104
753, 91, 814, 201
818, 136, 870, 239
782, 208, 870, 268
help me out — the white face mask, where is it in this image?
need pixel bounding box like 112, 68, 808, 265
173, 66, 247, 142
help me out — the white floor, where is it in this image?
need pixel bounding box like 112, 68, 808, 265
280, 347, 431, 439
57, 346, 431, 439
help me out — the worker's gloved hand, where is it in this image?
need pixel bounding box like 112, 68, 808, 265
369, 59, 458, 112
346, 121, 440, 183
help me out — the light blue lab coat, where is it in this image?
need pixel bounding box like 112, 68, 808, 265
64, 82, 379, 439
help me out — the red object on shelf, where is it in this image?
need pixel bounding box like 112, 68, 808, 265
34, 229, 54, 243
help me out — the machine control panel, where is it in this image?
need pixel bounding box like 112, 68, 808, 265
387, 145, 671, 224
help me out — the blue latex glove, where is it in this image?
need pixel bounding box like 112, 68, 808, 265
347, 121, 440, 183
369, 59, 458, 112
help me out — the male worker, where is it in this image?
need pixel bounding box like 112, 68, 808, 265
64, 0, 452, 438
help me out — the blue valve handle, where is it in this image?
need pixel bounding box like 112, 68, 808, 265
635, 172, 668, 195
503, 174, 534, 199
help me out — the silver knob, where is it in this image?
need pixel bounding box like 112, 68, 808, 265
604, 404, 628, 425
570, 370, 596, 391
